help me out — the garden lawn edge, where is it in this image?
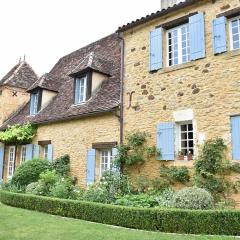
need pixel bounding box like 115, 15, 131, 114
0, 190, 240, 236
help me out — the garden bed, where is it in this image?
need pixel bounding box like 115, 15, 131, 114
1, 190, 240, 236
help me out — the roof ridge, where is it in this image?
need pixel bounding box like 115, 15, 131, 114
3, 61, 24, 85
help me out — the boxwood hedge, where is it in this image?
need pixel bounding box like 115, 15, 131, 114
0, 190, 240, 236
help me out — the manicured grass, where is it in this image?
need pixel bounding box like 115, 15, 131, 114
0, 204, 236, 240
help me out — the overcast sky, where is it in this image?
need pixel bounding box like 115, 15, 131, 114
0, 0, 160, 78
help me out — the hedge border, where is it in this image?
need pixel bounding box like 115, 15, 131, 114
0, 190, 240, 236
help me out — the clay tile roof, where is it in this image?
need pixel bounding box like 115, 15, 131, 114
69, 51, 113, 77
0, 61, 38, 89
0, 33, 121, 128
27, 73, 64, 92
117, 0, 199, 32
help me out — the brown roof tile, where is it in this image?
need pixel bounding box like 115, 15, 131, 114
0, 61, 38, 89
27, 73, 64, 92
1, 33, 121, 128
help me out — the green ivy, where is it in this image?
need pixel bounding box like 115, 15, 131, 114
115, 131, 161, 168
160, 165, 190, 184
0, 124, 37, 145
194, 138, 232, 200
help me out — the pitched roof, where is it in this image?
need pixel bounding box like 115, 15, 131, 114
69, 51, 113, 77
0, 61, 38, 89
117, 0, 199, 32
27, 73, 64, 92
1, 33, 121, 128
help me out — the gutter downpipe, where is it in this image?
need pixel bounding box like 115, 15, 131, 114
118, 32, 124, 145
118, 32, 124, 173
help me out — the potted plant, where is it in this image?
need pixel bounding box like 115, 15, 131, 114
178, 151, 184, 160
188, 151, 193, 161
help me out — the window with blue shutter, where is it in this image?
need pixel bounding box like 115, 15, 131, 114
231, 116, 240, 160
189, 12, 206, 60
157, 122, 175, 161
86, 149, 96, 184
26, 144, 33, 161
0, 145, 4, 180
33, 145, 40, 159
47, 144, 53, 162
212, 16, 227, 54
150, 28, 163, 71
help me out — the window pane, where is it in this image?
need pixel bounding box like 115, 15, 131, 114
188, 124, 193, 131
188, 132, 193, 139
233, 42, 239, 49
181, 125, 187, 131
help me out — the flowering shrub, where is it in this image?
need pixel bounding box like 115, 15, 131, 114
173, 187, 214, 210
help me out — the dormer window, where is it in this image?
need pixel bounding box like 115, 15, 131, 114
30, 91, 41, 115
74, 75, 88, 104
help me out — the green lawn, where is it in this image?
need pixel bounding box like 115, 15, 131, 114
0, 204, 236, 240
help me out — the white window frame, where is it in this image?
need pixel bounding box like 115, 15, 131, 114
8, 146, 16, 178
229, 16, 240, 51
100, 149, 113, 177
21, 145, 27, 163
44, 145, 48, 160
166, 23, 190, 67
178, 121, 194, 156
31, 92, 39, 115
75, 76, 87, 104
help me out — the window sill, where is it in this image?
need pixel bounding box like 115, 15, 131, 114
224, 49, 240, 59
159, 62, 195, 74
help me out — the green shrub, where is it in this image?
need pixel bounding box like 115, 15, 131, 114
51, 155, 70, 176
80, 184, 111, 203
0, 181, 25, 193
25, 182, 39, 195
37, 170, 59, 195
49, 178, 74, 199
136, 176, 170, 193
173, 187, 214, 210
160, 166, 190, 184
1, 191, 240, 236
11, 159, 50, 186
100, 170, 131, 196
155, 189, 175, 208
229, 163, 240, 173
115, 193, 159, 208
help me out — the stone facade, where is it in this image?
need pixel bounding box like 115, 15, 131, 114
122, 0, 240, 180
3, 113, 120, 185
0, 85, 29, 125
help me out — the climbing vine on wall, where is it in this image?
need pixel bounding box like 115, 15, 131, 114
0, 124, 37, 145
115, 131, 161, 171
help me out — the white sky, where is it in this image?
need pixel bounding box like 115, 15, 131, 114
0, 0, 160, 78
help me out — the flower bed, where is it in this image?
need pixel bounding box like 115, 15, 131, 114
0, 190, 240, 236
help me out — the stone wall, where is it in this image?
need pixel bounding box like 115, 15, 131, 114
3, 113, 120, 185
0, 86, 29, 125
123, 0, 240, 179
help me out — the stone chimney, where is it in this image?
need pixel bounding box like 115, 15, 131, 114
160, 0, 185, 10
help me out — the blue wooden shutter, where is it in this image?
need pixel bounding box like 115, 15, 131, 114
47, 144, 53, 162
112, 147, 119, 172
86, 149, 96, 184
0, 145, 4, 180
189, 12, 206, 60
75, 79, 80, 104
150, 28, 163, 71
157, 123, 175, 161
33, 145, 40, 159
26, 144, 33, 161
231, 116, 240, 160
30, 94, 35, 115
212, 16, 227, 55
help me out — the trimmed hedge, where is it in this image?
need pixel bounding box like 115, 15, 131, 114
0, 191, 240, 236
